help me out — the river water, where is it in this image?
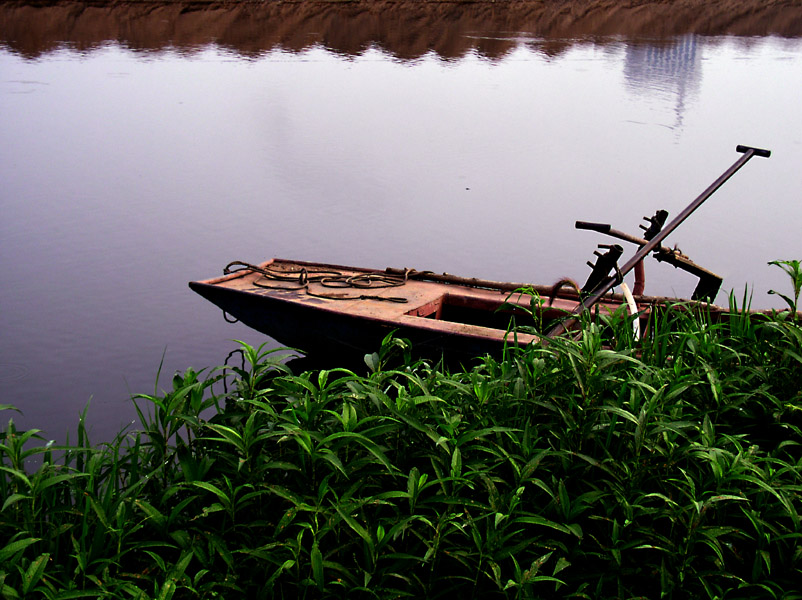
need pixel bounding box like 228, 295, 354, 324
2, 13, 801, 442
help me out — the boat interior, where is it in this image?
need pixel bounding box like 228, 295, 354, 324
404, 291, 572, 331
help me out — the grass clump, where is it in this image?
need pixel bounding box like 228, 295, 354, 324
2, 298, 802, 598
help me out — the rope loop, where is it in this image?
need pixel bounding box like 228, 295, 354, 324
225, 260, 409, 303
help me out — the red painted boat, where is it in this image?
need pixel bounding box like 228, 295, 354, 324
188, 258, 697, 363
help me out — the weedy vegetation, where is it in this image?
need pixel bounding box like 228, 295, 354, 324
2, 266, 802, 599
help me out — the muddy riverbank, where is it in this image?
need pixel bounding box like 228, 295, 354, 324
2, 0, 802, 58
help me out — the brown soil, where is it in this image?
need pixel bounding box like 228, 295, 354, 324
2, 0, 801, 59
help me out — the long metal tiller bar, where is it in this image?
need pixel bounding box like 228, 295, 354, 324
546, 144, 771, 338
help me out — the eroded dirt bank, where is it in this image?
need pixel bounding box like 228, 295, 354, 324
2, 0, 802, 59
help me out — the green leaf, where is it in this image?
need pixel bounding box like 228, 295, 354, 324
169, 550, 193, 583
200, 503, 226, 518
21, 553, 49, 595
1, 493, 29, 512
319, 431, 395, 472
311, 542, 324, 590
34, 472, 88, 493
553, 556, 571, 576
0, 583, 20, 600
189, 481, 231, 508
157, 579, 176, 600
528, 575, 566, 585
144, 549, 168, 572
450, 447, 462, 479
266, 559, 296, 589
0, 537, 40, 563
48, 590, 106, 599
87, 495, 111, 531
335, 506, 375, 558
136, 499, 167, 529
0, 466, 31, 490
513, 515, 576, 537
364, 352, 380, 372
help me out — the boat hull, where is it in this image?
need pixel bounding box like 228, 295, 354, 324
188, 259, 558, 363
189, 258, 767, 364
189, 279, 530, 362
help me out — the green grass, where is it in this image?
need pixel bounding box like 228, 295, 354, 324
2, 285, 802, 598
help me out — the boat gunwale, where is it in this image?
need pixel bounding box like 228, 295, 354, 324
191, 257, 746, 314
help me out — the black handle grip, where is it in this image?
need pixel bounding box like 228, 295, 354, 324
736, 145, 771, 158
575, 221, 611, 233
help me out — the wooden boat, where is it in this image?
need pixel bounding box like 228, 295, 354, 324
188, 257, 724, 364
191, 259, 582, 362
189, 146, 780, 364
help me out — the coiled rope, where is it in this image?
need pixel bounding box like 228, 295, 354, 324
223, 261, 410, 303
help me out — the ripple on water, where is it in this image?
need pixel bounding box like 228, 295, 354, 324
0, 362, 30, 384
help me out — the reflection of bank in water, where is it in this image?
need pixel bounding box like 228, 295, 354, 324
3, 2, 800, 61
623, 35, 702, 131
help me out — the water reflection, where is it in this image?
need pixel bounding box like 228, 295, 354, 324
624, 36, 702, 131
2, 1, 801, 61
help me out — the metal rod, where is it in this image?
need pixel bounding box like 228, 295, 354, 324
546, 144, 771, 337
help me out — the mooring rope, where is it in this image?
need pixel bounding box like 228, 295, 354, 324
223, 261, 410, 303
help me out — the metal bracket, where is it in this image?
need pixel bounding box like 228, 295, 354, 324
639, 209, 668, 241
582, 244, 624, 295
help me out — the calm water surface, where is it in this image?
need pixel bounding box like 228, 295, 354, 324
2, 34, 801, 441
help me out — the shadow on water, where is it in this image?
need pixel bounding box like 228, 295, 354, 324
2, 0, 802, 61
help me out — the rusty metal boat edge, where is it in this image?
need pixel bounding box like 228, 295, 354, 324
187, 257, 740, 365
